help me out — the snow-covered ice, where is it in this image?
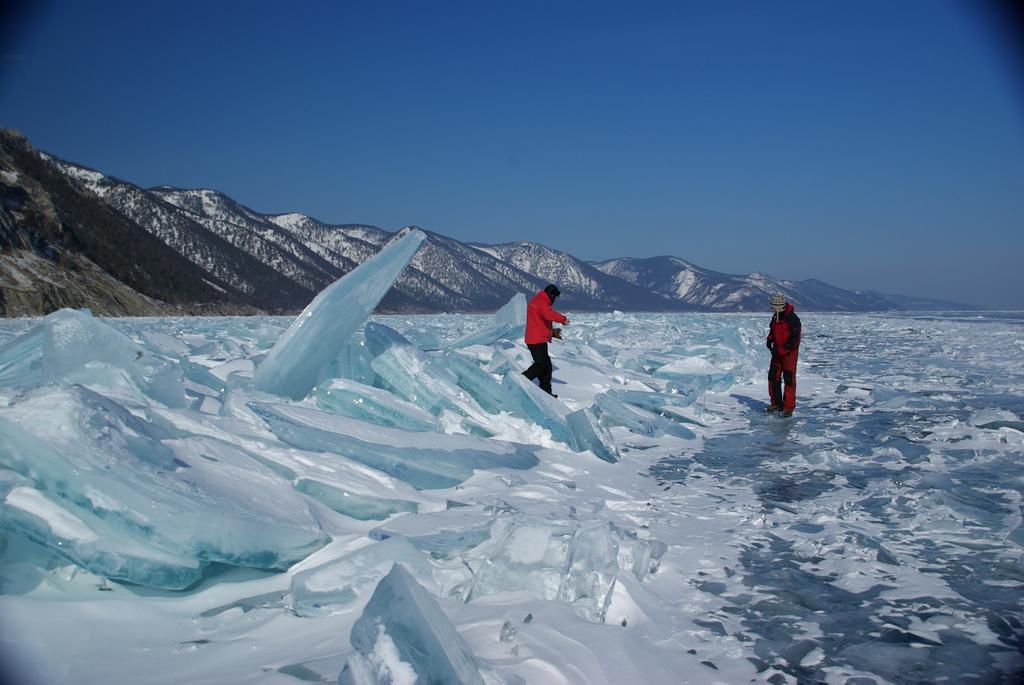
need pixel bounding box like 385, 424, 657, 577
1, 308, 1023, 684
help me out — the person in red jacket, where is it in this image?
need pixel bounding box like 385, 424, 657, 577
765, 292, 801, 417
523, 284, 569, 396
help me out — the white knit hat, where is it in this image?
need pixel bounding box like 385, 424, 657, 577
770, 293, 786, 309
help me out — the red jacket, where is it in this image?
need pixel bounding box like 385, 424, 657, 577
525, 290, 567, 344
767, 303, 802, 357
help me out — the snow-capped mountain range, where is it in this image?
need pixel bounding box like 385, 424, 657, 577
591, 256, 899, 312
0, 128, 979, 316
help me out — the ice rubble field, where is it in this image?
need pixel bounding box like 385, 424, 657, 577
1, 309, 1023, 684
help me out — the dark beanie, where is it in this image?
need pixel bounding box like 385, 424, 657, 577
544, 284, 561, 299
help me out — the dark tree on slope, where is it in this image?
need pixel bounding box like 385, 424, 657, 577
1, 129, 242, 307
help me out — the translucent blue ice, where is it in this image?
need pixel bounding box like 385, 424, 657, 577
664, 372, 735, 399
41, 309, 144, 383
363, 324, 499, 435
432, 349, 519, 415
366, 324, 465, 415
0, 387, 329, 588
593, 392, 696, 440
0, 309, 188, 407
465, 514, 659, 623
294, 479, 419, 521
290, 537, 432, 617
340, 563, 486, 685
254, 229, 426, 400
363, 321, 416, 358
450, 292, 527, 348
499, 371, 574, 445
328, 338, 380, 387
565, 407, 620, 462
249, 402, 539, 490
0, 320, 43, 390
369, 509, 495, 558
3, 483, 205, 590
313, 377, 442, 432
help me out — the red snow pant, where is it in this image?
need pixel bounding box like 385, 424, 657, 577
768, 352, 798, 412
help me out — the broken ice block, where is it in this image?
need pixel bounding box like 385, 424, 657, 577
291, 537, 432, 617
432, 350, 519, 415
254, 229, 426, 400
294, 479, 418, 521
451, 293, 527, 348
341, 563, 486, 685
664, 373, 735, 399
566, 407, 620, 463
465, 514, 662, 624
313, 377, 442, 432
364, 327, 495, 433
2, 486, 205, 590
0, 387, 329, 587
467, 516, 578, 604
41, 309, 143, 384
369, 509, 494, 558
558, 520, 620, 623
327, 338, 380, 387
362, 321, 416, 358
607, 387, 701, 412
0, 309, 187, 407
250, 402, 538, 490
370, 344, 451, 414
500, 371, 574, 445
0, 321, 43, 390
593, 393, 695, 440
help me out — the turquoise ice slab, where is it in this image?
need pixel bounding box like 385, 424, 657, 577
254, 229, 426, 400
250, 402, 539, 490
340, 563, 486, 685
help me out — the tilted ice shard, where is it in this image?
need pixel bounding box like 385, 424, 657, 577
254, 229, 426, 400
593, 392, 696, 440
340, 563, 486, 685
365, 324, 496, 432
0, 309, 187, 407
369, 509, 495, 558
326, 338, 380, 387
565, 407, 620, 462
498, 371, 619, 459
41, 309, 143, 383
432, 349, 519, 415
664, 373, 736, 400
363, 321, 416, 358
294, 479, 418, 521
2, 485, 205, 590
607, 388, 703, 412
291, 537, 432, 617
367, 327, 462, 415
500, 371, 574, 445
249, 402, 539, 490
313, 377, 442, 432
0, 387, 329, 588
451, 292, 527, 348
559, 519, 621, 623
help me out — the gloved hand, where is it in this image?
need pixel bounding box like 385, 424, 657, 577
766, 337, 773, 351
551, 328, 562, 339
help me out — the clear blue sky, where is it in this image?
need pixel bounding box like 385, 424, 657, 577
2, 1, 1023, 307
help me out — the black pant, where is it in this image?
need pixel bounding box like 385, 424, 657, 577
523, 342, 554, 395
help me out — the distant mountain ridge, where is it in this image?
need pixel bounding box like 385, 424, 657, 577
591, 256, 899, 312
0, 128, 980, 316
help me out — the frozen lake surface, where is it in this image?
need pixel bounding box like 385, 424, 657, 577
1, 310, 1022, 684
